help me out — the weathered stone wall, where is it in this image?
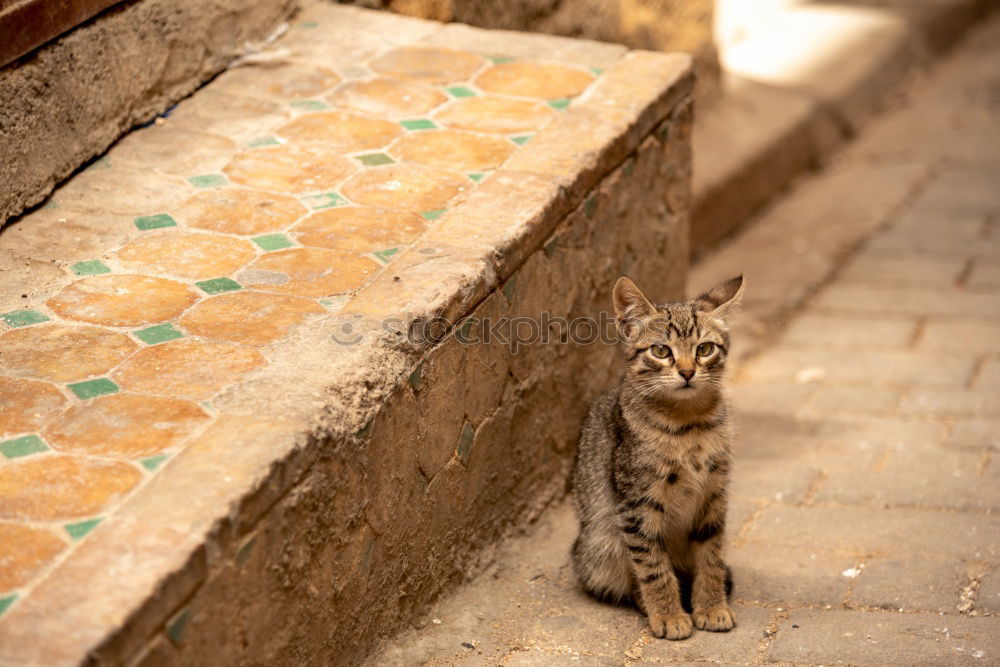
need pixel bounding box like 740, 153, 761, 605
0, 0, 298, 228
113, 101, 692, 666
346, 0, 720, 101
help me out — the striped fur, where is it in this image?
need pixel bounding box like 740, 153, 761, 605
572, 276, 743, 640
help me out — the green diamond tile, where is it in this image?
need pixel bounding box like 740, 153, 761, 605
407, 362, 424, 391
400, 118, 437, 131
502, 275, 517, 302
134, 213, 177, 230
319, 295, 350, 310
548, 97, 571, 110
141, 454, 170, 472
65, 517, 102, 540
445, 85, 477, 98
372, 247, 399, 264
342, 65, 369, 79
467, 172, 486, 182
510, 134, 533, 146
485, 55, 514, 64
355, 153, 394, 167
590, 66, 604, 75
302, 192, 348, 210
296, 20, 319, 29
543, 235, 559, 258
1, 309, 49, 328
236, 536, 256, 566
456, 421, 474, 464
187, 173, 228, 188
195, 277, 242, 295
1, 435, 49, 460
71, 259, 111, 276
167, 609, 190, 645
68, 378, 119, 400
86, 157, 111, 171
456, 317, 475, 344
252, 233, 294, 251
290, 99, 330, 111
420, 209, 446, 221
134, 323, 184, 345
247, 136, 280, 148
0, 594, 17, 618
42, 198, 59, 209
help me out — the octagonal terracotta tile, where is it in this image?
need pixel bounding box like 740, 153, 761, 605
215, 63, 341, 99
241, 248, 379, 297
53, 169, 190, 217
0, 254, 63, 312
109, 126, 237, 176
0, 523, 66, 591
434, 95, 556, 134
115, 232, 256, 281
0, 324, 137, 383
389, 129, 515, 172
46, 275, 198, 328
292, 207, 425, 253
0, 210, 133, 265
0, 377, 67, 437
167, 90, 289, 140
112, 339, 265, 401
475, 61, 594, 99
369, 47, 485, 84
340, 164, 468, 211
326, 78, 448, 118
275, 111, 403, 151
224, 143, 358, 194
0, 455, 142, 521
44, 393, 209, 458
179, 291, 325, 346
176, 189, 308, 236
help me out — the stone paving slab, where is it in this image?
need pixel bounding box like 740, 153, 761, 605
769, 608, 997, 665
0, 4, 695, 664
371, 13, 1000, 665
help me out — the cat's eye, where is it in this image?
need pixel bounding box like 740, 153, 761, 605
696, 342, 716, 357
650, 344, 672, 359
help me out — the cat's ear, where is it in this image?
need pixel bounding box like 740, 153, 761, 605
613, 277, 656, 338
696, 275, 744, 320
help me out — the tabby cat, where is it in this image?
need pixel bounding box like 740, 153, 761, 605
571, 275, 743, 640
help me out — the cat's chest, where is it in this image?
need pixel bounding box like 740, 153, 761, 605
651, 446, 710, 496
639, 430, 721, 477
629, 436, 709, 501
636, 447, 710, 537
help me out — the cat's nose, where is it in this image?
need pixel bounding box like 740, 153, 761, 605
678, 369, 695, 381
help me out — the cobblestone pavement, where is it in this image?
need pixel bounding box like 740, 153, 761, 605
370, 14, 1000, 667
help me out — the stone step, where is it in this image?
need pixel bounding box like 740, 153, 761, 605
0, 4, 692, 665
693, 0, 997, 253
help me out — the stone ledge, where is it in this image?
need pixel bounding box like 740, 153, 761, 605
0, 5, 692, 663
0, 0, 298, 229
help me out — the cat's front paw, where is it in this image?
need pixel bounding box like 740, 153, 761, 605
648, 612, 693, 640
693, 604, 735, 632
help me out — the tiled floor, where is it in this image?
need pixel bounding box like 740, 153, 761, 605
0, 8, 606, 620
